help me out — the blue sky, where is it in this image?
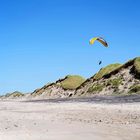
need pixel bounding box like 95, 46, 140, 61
0, 0, 140, 94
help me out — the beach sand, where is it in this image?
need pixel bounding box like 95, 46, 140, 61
0, 98, 140, 140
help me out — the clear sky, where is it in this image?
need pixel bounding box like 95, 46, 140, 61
0, 0, 140, 94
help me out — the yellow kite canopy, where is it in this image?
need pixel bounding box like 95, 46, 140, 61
89, 37, 108, 47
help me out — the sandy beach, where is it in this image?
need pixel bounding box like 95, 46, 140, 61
0, 97, 140, 140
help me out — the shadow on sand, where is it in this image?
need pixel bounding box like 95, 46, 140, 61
24, 94, 140, 104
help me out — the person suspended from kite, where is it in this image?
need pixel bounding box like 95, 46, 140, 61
89, 37, 108, 66
99, 61, 102, 65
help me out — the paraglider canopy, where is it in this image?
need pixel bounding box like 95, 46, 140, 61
89, 37, 108, 47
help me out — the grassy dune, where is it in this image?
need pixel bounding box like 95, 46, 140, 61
61, 75, 85, 90
94, 63, 122, 80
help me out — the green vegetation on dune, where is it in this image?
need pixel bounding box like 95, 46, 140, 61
129, 84, 140, 94
88, 83, 105, 93
61, 75, 85, 90
107, 77, 122, 87
32, 88, 44, 96
134, 57, 140, 76
31, 83, 53, 96
12, 93, 24, 97
5, 91, 24, 97
94, 63, 122, 80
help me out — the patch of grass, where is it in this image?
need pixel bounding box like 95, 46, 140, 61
13, 93, 24, 97
88, 84, 105, 93
8, 91, 24, 97
107, 78, 122, 87
134, 57, 140, 77
31, 83, 53, 96
61, 75, 85, 90
33, 88, 45, 96
43, 83, 53, 89
129, 84, 140, 94
94, 63, 122, 80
